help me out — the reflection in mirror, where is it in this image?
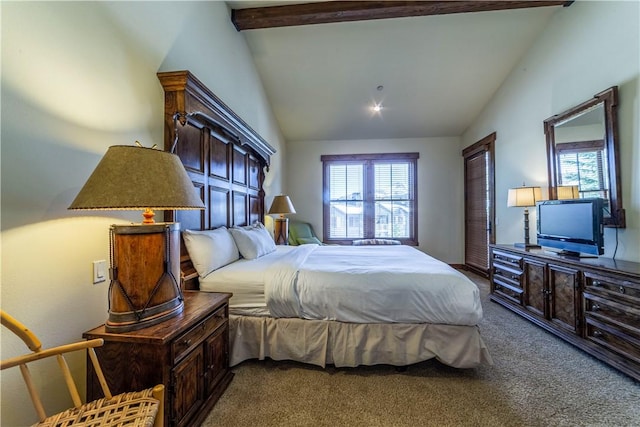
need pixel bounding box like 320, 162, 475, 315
544, 86, 624, 228
554, 103, 609, 201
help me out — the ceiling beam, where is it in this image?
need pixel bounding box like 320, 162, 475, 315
231, 1, 573, 31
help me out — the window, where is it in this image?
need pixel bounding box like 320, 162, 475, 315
556, 140, 608, 199
321, 153, 418, 245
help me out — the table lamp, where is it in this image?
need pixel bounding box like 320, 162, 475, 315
507, 185, 542, 249
268, 195, 296, 245
69, 144, 204, 332
557, 185, 580, 200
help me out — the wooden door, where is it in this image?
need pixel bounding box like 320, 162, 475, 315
523, 259, 547, 318
548, 264, 580, 334
172, 346, 204, 427
204, 325, 228, 395
462, 133, 495, 276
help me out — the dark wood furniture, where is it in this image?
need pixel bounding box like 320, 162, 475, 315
83, 292, 233, 427
544, 86, 625, 228
489, 244, 640, 381
158, 70, 275, 291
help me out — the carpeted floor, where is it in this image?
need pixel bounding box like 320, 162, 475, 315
202, 272, 639, 427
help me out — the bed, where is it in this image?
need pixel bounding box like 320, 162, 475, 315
158, 70, 492, 369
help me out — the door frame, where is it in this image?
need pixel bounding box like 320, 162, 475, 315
462, 132, 496, 277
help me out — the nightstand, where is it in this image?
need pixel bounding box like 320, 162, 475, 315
83, 292, 233, 427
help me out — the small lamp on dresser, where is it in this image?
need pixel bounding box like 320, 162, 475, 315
507, 184, 542, 249
68, 143, 204, 332
557, 185, 580, 200
268, 195, 296, 245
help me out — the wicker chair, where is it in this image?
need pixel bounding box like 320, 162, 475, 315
0, 310, 164, 427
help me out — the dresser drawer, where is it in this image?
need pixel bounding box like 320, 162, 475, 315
583, 292, 640, 331
491, 249, 523, 270
492, 264, 523, 288
584, 271, 640, 304
172, 306, 227, 363
493, 280, 523, 305
584, 317, 640, 364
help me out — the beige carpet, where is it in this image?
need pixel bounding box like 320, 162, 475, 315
203, 272, 639, 427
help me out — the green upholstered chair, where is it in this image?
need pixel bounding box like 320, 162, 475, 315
288, 221, 323, 245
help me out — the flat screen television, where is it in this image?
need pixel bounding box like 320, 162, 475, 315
536, 198, 604, 258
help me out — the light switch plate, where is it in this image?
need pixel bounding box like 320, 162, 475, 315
93, 260, 107, 284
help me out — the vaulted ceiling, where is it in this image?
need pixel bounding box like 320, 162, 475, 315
227, 1, 571, 142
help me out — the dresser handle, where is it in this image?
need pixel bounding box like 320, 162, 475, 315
593, 330, 603, 338
592, 304, 600, 312
183, 339, 192, 346
592, 280, 601, 287
619, 286, 626, 294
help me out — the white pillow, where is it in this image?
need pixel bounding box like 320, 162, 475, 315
229, 222, 276, 260
183, 227, 240, 277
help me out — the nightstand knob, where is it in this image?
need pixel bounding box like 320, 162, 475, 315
592, 280, 601, 287
592, 304, 600, 312
619, 286, 626, 294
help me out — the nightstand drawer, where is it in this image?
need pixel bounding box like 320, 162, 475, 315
172, 306, 227, 364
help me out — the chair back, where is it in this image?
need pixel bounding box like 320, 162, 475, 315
1, 310, 111, 422
1, 310, 164, 426
288, 221, 322, 245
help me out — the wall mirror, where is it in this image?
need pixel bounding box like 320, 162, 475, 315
544, 86, 625, 227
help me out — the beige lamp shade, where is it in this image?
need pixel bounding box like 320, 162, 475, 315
507, 186, 542, 208
268, 195, 297, 217
557, 185, 580, 200
69, 145, 204, 222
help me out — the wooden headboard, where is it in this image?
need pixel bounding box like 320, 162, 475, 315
158, 70, 276, 290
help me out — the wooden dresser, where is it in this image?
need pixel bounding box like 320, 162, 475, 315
83, 292, 233, 427
489, 244, 640, 382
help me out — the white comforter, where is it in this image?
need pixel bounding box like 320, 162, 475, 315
265, 244, 483, 326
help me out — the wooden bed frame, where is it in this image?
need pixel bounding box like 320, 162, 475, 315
158, 70, 274, 290
158, 70, 492, 369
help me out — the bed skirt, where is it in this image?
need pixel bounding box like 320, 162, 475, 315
228, 314, 493, 369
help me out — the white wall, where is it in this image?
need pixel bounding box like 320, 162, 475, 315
462, 0, 640, 262
287, 137, 464, 263
0, 2, 284, 425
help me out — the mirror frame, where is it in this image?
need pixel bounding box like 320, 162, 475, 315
544, 86, 625, 228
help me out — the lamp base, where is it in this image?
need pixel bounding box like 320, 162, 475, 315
514, 243, 541, 249
273, 217, 289, 245
106, 298, 183, 333
106, 223, 183, 333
